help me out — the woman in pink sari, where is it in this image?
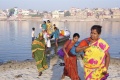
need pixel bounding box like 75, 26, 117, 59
76, 25, 110, 80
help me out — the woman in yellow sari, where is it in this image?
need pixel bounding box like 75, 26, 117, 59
76, 25, 110, 80
46, 20, 53, 34
32, 32, 48, 76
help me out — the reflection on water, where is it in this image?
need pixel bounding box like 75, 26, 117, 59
0, 21, 120, 62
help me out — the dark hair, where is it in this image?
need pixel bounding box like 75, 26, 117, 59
32, 27, 35, 31
91, 25, 102, 34
43, 21, 46, 24
53, 24, 56, 26
73, 33, 80, 38
54, 27, 57, 30
44, 30, 47, 32
47, 20, 50, 23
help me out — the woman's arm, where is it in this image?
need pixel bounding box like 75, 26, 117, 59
32, 53, 34, 58
51, 31, 56, 36
76, 46, 89, 53
76, 40, 89, 53
105, 52, 110, 70
76, 46, 89, 60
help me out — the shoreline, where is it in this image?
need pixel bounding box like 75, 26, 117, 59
0, 56, 120, 80
0, 18, 120, 22
0, 57, 120, 65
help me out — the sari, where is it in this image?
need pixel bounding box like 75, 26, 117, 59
32, 38, 48, 72
46, 23, 53, 34
42, 24, 47, 30
63, 40, 80, 80
79, 38, 109, 80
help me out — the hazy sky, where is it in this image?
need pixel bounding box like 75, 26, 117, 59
0, 0, 120, 11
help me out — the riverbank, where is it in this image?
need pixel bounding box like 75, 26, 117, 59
1, 17, 120, 22
0, 56, 120, 80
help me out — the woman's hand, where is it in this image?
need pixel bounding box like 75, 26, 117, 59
66, 54, 69, 58
83, 46, 89, 50
32, 53, 34, 58
88, 42, 92, 46
105, 52, 110, 72
102, 71, 107, 75
66, 53, 69, 58
102, 67, 107, 75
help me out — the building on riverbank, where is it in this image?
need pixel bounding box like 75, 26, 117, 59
0, 7, 120, 21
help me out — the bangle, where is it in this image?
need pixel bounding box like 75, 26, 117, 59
103, 67, 107, 72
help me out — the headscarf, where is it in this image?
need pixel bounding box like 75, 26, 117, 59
38, 32, 43, 38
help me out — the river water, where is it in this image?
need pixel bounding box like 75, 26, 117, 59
0, 21, 120, 62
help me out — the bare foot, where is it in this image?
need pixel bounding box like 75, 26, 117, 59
61, 74, 65, 80
38, 72, 42, 76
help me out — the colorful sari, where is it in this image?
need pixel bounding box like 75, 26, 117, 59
32, 38, 48, 72
47, 23, 53, 34
80, 38, 109, 80
63, 40, 80, 80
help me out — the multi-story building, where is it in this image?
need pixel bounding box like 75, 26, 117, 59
52, 10, 64, 18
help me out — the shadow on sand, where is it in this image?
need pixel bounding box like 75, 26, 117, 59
49, 55, 84, 80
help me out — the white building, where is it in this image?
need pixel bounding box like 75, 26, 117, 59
19, 9, 30, 16
29, 10, 38, 15
0, 9, 6, 16
52, 10, 64, 18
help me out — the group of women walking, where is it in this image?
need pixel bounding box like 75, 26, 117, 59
31, 24, 110, 80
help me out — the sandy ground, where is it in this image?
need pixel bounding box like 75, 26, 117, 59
0, 55, 120, 80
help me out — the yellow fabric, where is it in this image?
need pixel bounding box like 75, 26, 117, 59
47, 23, 53, 34
83, 38, 109, 80
32, 40, 45, 48
36, 52, 44, 65
84, 64, 107, 80
60, 30, 65, 36
32, 48, 45, 53
38, 65, 48, 72
39, 32, 43, 36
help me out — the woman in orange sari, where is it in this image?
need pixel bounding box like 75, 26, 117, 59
76, 25, 110, 80
61, 33, 80, 80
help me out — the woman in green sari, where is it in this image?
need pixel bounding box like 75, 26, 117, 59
32, 32, 48, 76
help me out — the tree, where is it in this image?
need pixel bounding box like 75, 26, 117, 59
9, 8, 15, 17
64, 11, 71, 17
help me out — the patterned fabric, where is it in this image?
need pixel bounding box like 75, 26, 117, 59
63, 40, 80, 80
81, 38, 110, 80
32, 38, 48, 72
47, 23, 53, 34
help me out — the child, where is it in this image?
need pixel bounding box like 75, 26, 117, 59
47, 34, 51, 48
43, 30, 48, 45
43, 30, 51, 48
31, 27, 35, 42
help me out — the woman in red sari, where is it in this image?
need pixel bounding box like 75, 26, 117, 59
61, 33, 81, 80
